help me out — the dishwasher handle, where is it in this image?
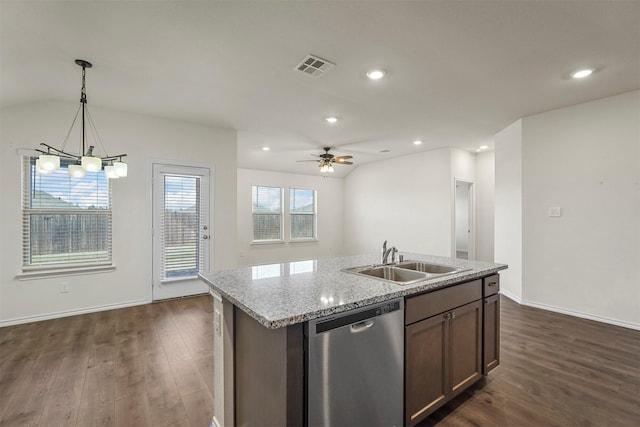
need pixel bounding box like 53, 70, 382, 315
350, 319, 375, 333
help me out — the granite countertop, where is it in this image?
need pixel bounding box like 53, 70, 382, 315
198, 253, 507, 329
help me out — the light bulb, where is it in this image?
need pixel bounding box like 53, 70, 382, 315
571, 68, 593, 79
320, 164, 329, 173
35, 159, 51, 174
104, 165, 119, 179
81, 156, 102, 172
39, 154, 60, 171
69, 164, 86, 178
328, 164, 334, 173
366, 70, 385, 80
113, 161, 128, 177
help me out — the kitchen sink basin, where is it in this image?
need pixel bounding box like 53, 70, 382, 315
342, 261, 470, 285
395, 261, 460, 274
357, 266, 427, 283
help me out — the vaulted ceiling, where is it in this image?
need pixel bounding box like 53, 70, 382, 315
2, 1, 638, 177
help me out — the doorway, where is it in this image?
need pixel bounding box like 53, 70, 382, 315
454, 179, 474, 260
152, 163, 211, 300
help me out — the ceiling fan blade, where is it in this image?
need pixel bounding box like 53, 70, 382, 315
296, 159, 320, 163
337, 161, 354, 165
334, 155, 353, 161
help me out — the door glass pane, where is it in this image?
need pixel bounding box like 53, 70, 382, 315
163, 175, 200, 279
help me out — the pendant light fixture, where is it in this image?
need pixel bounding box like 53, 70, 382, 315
35, 59, 128, 178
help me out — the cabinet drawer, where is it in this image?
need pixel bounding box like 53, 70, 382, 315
405, 280, 482, 325
483, 275, 500, 297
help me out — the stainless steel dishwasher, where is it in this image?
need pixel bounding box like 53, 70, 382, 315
307, 298, 404, 427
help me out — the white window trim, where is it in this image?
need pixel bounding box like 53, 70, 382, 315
289, 188, 317, 241
20, 156, 114, 277
251, 185, 284, 243
16, 264, 116, 280
250, 185, 320, 245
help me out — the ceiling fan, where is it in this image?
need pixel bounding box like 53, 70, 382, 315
297, 147, 354, 173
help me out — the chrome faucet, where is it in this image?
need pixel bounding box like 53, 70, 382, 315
381, 240, 387, 263
381, 241, 398, 264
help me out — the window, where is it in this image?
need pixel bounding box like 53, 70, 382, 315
290, 188, 316, 240
161, 174, 202, 279
252, 186, 283, 242
22, 157, 112, 270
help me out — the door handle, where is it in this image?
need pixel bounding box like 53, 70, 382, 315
350, 319, 375, 333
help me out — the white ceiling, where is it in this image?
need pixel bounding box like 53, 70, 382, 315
2, 1, 639, 178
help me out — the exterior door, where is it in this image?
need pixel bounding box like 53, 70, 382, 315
152, 163, 211, 300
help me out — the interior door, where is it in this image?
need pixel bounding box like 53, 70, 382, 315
152, 163, 211, 300
454, 180, 474, 260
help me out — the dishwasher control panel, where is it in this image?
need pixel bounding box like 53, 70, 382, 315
375, 300, 401, 316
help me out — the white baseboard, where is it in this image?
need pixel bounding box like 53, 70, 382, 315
497, 290, 639, 330
520, 299, 640, 331
499, 289, 522, 304
0, 298, 150, 327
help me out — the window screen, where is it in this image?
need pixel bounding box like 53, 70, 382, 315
252, 186, 282, 241
22, 157, 112, 269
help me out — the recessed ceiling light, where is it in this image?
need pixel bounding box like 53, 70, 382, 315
366, 69, 385, 80
479, 145, 488, 150
262, 146, 270, 151
325, 116, 339, 124
413, 140, 423, 146
571, 68, 594, 79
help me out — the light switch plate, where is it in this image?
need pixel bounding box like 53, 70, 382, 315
548, 207, 562, 217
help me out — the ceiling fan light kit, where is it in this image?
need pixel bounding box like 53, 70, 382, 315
34, 59, 128, 178
297, 146, 353, 174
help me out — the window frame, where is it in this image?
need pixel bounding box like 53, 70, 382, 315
19, 156, 114, 277
251, 185, 284, 243
289, 187, 317, 242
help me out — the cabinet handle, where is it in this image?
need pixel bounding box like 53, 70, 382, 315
487, 282, 497, 287
450, 312, 456, 320
443, 312, 451, 320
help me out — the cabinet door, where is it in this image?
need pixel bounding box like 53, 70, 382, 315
483, 294, 500, 374
405, 313, 449, 426
449, 300, 483, 397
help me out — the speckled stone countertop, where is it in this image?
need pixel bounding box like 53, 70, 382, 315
198, 253, 507, 329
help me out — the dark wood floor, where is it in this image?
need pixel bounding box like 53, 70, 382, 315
0, 296, 214, 427
418, 297, 640, 427
1, 295, 639, 426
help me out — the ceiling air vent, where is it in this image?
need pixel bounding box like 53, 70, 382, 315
294, 54, 335, 78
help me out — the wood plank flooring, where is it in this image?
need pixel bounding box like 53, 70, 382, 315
1, 295, 639, 426
0, 296, 214, 427
418, 297, 640, 427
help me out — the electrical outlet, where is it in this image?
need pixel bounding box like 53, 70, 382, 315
548, 207, 562, 217
60, 282, 69, 293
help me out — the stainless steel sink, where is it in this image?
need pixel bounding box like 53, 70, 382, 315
395, 261, 460, 274
357, 266, 427, 283
342, 261, 469, 285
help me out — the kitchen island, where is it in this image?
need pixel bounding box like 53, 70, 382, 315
199, 253, 507, 427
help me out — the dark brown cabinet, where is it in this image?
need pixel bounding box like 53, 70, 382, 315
483, 274, 500, 374
405, 280, 483, 426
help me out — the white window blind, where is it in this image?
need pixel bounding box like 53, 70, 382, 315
22, 157, 112, 269
252, 185, 283, 241
161, 174, 204, 280
290, 188, 316, 240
